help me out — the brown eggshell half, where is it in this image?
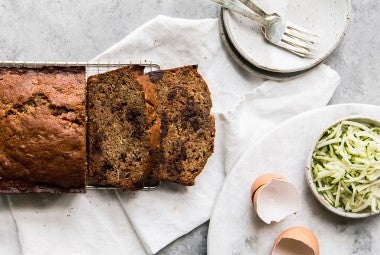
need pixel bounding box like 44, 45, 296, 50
272, 226, 319, 255
250, 173, 284, 202
253, 185, 264, 211
253, 179, 300, 224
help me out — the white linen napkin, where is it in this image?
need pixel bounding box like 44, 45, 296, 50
1, 15, 340, 255
91, 15, 340, 254
223, 65, 341, 174
0, 196, 21, 254
7, 191, 146, 255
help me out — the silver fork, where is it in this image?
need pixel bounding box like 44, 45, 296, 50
212, 0, 318, 58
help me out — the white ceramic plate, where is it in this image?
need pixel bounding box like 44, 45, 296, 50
219, 9, 315, 81
208, 104, 380, 255
222, 0, 351, 73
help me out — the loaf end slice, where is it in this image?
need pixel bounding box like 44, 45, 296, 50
0, 66, 87, 193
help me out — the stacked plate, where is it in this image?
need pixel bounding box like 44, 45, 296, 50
219, 0, 351, 81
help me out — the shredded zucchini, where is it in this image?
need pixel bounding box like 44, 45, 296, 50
311, 120, 380, 213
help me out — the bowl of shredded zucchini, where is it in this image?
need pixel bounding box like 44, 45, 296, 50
306, 116, 380, 218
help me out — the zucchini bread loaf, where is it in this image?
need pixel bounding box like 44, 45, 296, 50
87, 66, 160, 190
0, 66, 87, 193
0, 64, 214, 192
148, 65, 215, 185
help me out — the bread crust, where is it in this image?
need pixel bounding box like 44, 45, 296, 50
0, 66, 87, 193
135, 74, 161, 177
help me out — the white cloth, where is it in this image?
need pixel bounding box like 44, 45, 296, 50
223, 65, 341, 174
1, 15, 340, 255
8, 191, 146, 255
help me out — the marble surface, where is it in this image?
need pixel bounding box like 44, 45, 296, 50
0, 0, 379, 254
209, 104, 380, 255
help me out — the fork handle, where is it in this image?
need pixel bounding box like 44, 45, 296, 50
238, 0, 268, 17
212, 0, 266, 25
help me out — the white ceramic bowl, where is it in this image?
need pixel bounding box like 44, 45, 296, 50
306, 116, 380, 218
222, 0, 351, 73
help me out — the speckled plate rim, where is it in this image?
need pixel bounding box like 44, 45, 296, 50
306, 115, 380, 218
221, 0, 352, 73
219, 10, 315, 81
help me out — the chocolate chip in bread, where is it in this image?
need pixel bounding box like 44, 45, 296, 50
0, 66, 87, 193
148, 65, 215, 186
87, 66, 160, 190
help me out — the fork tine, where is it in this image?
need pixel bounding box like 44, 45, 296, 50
283, 33, 317, 51
287, 50, 307, 58
281, 43, 315, 58
278, 39, 315, 58
286, 21, 319, 38
289, 50, 316, 58
287, 47, 316, 58
284, 29, 317, 45
288, 50, 314, 58
280, 40, 309, 54
281, 36, 316, 53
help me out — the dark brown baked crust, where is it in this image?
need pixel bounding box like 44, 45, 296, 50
0, 66, 87, 193
87, 66, 160, 190
148, 65, 215, 185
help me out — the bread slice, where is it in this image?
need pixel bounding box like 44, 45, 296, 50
87, 66, 160, 190
147, 65, 215, 185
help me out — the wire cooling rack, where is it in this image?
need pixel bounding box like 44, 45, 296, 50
0, 60, 161, 191
0, 60, 161, 76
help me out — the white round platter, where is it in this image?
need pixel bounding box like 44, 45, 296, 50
208, 104, 380, 255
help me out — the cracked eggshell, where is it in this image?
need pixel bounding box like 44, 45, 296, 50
272, 226, 319, 255
250, 173, 284, 200
251, 174, 300, 224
